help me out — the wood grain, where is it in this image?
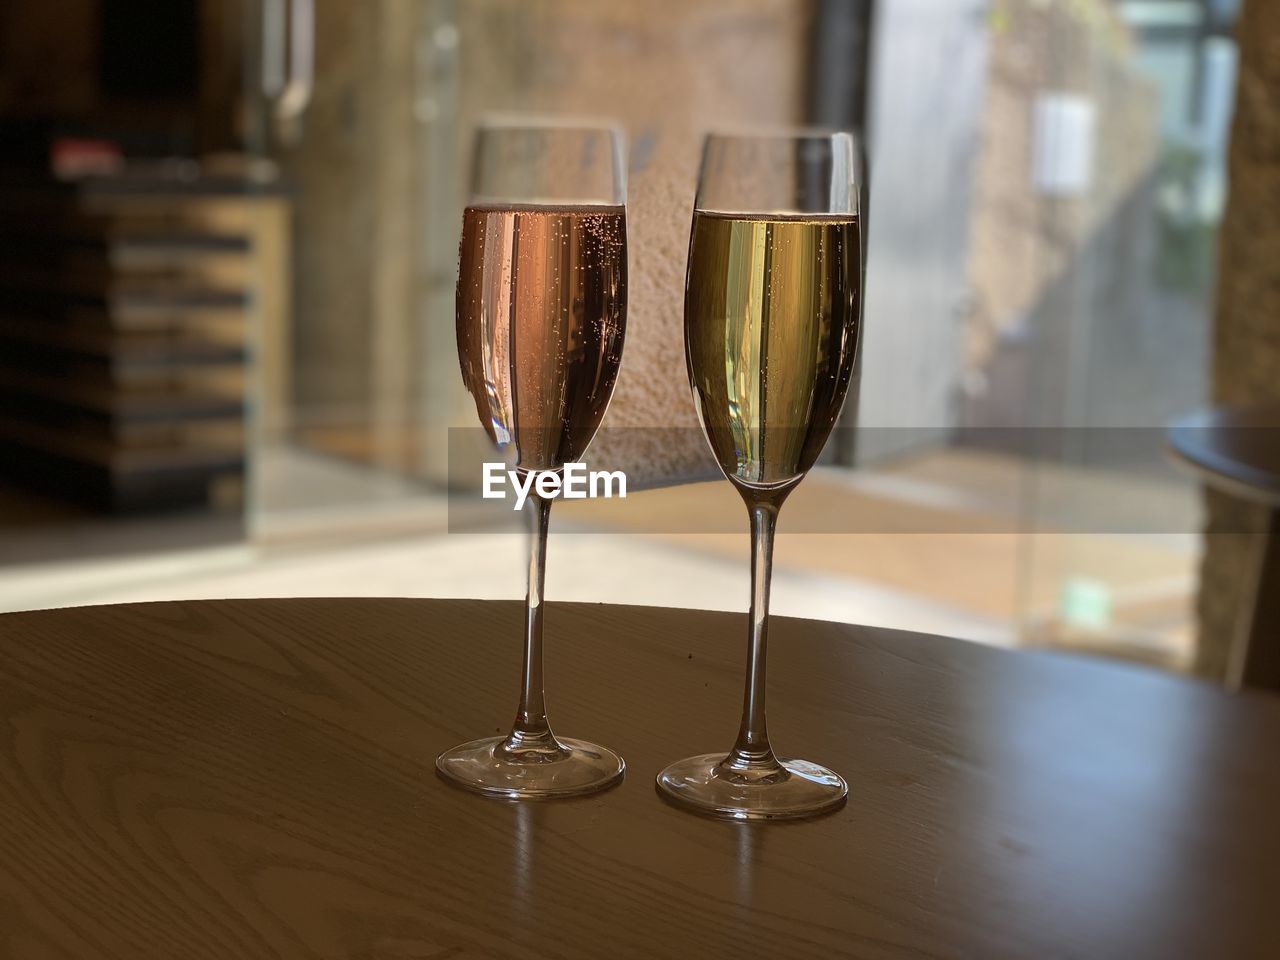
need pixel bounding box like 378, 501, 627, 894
1, 598, 1278, 959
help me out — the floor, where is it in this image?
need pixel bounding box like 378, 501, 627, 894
0, 481, 243, 567
0, 444, 1201, 672
558, 448, 1200, 668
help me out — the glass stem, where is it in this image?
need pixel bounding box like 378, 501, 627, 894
500, 490, 559, 756
724, 499, 782, 773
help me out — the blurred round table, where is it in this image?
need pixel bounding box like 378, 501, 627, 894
2, 598, 1279, 959
1169, 403, 1280, 690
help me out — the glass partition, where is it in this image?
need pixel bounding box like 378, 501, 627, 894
0, 0, 1238, 683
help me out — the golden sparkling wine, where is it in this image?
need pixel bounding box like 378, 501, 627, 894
457, 203, 627, 473
685, 211, 861, 489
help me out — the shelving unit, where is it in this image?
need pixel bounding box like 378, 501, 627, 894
0, 174, 289, 512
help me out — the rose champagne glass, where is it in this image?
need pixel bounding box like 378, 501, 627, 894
436, 120, 627, 798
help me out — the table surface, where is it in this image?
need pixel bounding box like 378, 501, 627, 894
1168, 403, 1280, 504
2, 598, 1279, 959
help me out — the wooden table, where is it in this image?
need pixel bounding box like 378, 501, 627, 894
3, 598, 1279, 959
1169, 404, 1280, 690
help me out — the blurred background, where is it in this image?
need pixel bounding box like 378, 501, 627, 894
0, 0, 1270, 686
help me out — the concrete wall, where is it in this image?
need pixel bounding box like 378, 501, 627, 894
1196, 0, 1280, 680
270, 0, 423, 473
961, 0, 1161, 431
852, 0, 989, 459
420, 0, 814, 484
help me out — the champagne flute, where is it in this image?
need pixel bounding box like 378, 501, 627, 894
657, 130, 865, 820
436, 120, 627, 798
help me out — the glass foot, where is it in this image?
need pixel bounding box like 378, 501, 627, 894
655, 752, 847, 821
436, 734, 624, 799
